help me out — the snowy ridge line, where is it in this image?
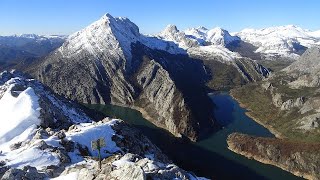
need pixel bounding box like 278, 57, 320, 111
58, 14, 320, 62
58, 13, 242, 62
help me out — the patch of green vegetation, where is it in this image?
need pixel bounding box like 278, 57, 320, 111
204, 60, 246, 90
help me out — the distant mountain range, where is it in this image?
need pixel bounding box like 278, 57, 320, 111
1, 18, 320, 67
0, 34, 65, 70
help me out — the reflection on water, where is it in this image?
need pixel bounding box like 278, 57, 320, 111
87, 92, 301, 180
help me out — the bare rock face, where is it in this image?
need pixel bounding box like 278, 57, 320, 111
110, 163, 146, 180
1, 166, 46, 180
135, 59, 196, 139
111, 120, 170, 163
280, 97, 306, 110
284, 46, 320, 89
297, 113, 320, 130
285, 46, 320, 74
272, 93, 284, 108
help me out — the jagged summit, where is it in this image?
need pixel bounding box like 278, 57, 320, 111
162, 24, 179, 33
58, 13, 141, 72
158, 24, 182, 40
184, 26, 240, 46
207, 27, 240, 46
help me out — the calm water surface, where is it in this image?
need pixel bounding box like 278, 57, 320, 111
87, 92, 302, 180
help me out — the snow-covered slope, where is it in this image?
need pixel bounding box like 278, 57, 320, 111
60, 13, 139, 69
155, 25, 242, 61
235, 25, 320, 59
57, 13, 261, 63
0, 70, 91, 170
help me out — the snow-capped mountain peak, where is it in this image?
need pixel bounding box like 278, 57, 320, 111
155, 24, 199, 50
158, 24, 182, 41
13, 34, 40, 39
206, 27, 240, 46
53, 13, 243, 63
59, 13, 141, 67
162, 24, 179, 34
184, 27, 208, 44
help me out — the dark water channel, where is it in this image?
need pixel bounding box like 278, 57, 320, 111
87, 92, 302, 180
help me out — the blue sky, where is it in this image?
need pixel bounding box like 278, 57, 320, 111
0, 0, 319, 35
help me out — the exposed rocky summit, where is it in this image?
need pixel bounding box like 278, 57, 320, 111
227, 133, 320, 180
283, 46, 320, 89
285, 46, 320, 74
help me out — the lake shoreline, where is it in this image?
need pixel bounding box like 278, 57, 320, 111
229, 90, 284, 139
108, 102, 179, 137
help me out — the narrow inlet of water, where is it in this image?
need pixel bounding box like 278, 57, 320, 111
87, 92, 302, 180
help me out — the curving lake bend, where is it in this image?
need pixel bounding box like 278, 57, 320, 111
87, 92, 302, 179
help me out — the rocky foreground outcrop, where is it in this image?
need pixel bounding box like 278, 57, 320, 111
227, 133, 320, 180
0, 119, 207, 180
54, 120, 207, 180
